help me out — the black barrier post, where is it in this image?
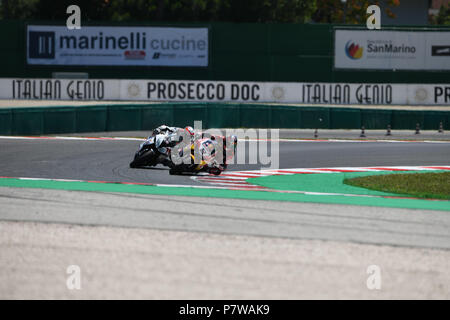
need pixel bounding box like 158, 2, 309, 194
386, 124, 392, 136
439, 122, 444, 133
360, 126, 366, 138
314, 117, 323, 139
415, 123, 420, 135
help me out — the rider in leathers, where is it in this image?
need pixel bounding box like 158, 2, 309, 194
153, 126, 195, 167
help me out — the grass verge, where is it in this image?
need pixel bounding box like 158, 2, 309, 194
344, 172, 450, 200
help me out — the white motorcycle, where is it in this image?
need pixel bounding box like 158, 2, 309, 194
129, 134, 179, 168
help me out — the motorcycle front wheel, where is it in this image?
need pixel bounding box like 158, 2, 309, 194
129, 149, 156, 168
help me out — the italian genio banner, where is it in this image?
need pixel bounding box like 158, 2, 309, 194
26, 25, 209, 67
334, 29, 450, 71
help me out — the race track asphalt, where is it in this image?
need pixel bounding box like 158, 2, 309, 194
0, 137, 449, 249
0, 138, 449, 186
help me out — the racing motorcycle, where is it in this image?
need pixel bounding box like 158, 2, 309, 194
129, 134, 177, 168
168, 134, 237, 176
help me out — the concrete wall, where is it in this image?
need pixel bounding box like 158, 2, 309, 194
1, 103, 449, 135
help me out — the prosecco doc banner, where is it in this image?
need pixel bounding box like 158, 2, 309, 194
0, 78, 449, 105
27, 25, 208, 67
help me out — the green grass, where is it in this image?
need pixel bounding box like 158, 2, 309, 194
344, 172, 450, 200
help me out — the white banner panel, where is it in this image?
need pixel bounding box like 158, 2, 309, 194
27, 25, 208, 67
0, 79, 120, 100
119, 80, 304, 103
406, 84, 450, 105
297, 83, 404, 105
0, 78, 449, 106
120, 80, 263, 102
335, 29, 450, 70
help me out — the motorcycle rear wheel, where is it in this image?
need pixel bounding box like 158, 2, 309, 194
208, 167, 222, 176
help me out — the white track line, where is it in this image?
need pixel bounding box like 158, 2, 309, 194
1, 135, 450, 144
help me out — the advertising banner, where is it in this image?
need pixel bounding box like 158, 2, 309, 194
334, 29, 450, 71
120, 80, 266, 103
0, 78, 449, 106
27, 25, 208, 67
120, 80, 450, 105
0, 79, 120, 100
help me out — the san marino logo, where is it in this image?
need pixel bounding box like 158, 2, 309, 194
345, 41, 364, 60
